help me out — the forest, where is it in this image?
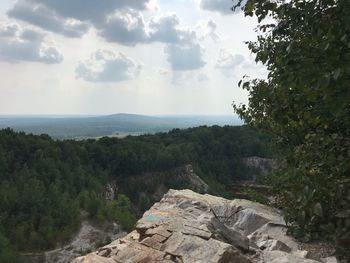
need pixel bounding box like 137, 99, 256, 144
0, 125, 272, 262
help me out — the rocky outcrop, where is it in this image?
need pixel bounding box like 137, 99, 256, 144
242, 157, 276, 180
138, 165, 209, 196
101, 181, 118, 201
73, 190, 335, 263
174, 165, 209, 193
43, 221, 125, 263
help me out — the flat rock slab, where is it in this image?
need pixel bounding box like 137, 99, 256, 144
72, 189, 335, 263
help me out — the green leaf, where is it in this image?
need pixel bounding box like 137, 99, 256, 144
245, 1, 254, 14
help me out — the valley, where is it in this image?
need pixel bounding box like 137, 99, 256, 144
0, 114, 242, 140
0, 125, 272, 262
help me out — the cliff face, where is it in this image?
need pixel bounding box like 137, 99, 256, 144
135, 165, 209, 199
73, 190, 336, 263
26, 221, 125, 263
241, 157, 276, 181
120, 165, 209, 215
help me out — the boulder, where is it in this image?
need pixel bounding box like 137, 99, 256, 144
73, 189, 336, 263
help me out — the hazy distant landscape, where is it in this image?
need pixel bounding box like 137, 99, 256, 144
0, 113, 243, 139
0, 0, 348, 261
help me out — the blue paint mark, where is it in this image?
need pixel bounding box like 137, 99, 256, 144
144, 215, 165, 221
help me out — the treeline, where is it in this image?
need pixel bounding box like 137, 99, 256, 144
0, 125, 271, 261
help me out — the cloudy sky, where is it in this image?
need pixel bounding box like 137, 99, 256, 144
0, 0, 265, 115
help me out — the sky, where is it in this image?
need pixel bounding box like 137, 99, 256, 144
0, 0, 265, 115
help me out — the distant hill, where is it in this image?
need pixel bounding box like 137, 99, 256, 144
0, 113, 242, 139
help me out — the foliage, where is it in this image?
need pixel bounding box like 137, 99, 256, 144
0, 125, 271, 258
233, 0, 350, 257
0, 233, 22, 263
78, 192, 137, 232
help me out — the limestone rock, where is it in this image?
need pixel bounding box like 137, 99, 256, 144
102, 181, 118, 200
241, 156, 276, 179
73, 189, 331, 263
177, 165, 209, 193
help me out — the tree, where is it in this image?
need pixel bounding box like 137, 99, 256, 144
233, 0, 350, 257
0, 233, 22, 263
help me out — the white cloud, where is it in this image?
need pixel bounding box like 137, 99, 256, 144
7, 0, 155, 40
0, 20, 63, 64
216, 48, 245, 76
158, 68, 171, 76
8, 1, 203, 47
19, 0, 154, 22
97, 12, 207, 72
170, 70, 209, 86
216, 49, 244, 68
0, 0, 259, 115
148, 14, 195, 44
197, 73, 209, 82
76, 50, 141, 82
0, 22, 18, 37
6, 2, 209, 72
197, 18, 219, 41
97, 10, 149, 46
165, 42, 206, 71
7, 1, 90, 38
98, 12, 197, 46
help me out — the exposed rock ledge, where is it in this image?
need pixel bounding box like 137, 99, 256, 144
73, 189, 337, 263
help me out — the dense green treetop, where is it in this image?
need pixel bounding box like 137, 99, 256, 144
233, 0, 349, 258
